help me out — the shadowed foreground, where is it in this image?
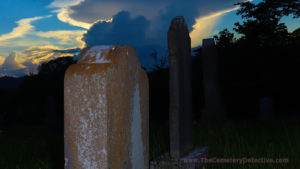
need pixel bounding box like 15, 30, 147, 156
0, 119, 298, 169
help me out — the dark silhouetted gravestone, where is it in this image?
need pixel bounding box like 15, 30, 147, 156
150, 16, 208, 169
168, 16, 194, 158
201, 38, 227, 123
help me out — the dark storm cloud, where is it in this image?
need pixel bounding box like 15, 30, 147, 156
70, 0, 242, 26
79, 0, 245, 47
83, 11, 150, 47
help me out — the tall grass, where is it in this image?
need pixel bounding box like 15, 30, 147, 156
0, 120, 298, 169
193, 120, 299, 169
0, 125, 60, 169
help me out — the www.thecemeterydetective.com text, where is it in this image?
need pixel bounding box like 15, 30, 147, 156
183, 158, 289, 164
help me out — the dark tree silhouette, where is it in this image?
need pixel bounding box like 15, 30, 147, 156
214, 29, 235, 48
234, 0, 300, 46
150, 50, 168, 71
208, 0, 300, 120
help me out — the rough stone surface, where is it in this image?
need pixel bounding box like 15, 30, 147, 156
64, 45, 149, 169
201, 39, 226, 123
168, 16, 194, 158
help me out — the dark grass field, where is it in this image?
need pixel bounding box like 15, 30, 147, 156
0, 125, 62, 169
150, 119, 299, 169
193, 120, 299, 169
0, 119, 299, 169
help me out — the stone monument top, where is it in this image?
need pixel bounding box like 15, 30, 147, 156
168, 16, 189, 34
77, 45, 136, 64
202, 39, 215, 47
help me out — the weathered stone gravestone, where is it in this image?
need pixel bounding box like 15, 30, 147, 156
64, 45, 149, 169
150, 16, 208, 169
168, 16, 194, 158
201, 38, 227, 123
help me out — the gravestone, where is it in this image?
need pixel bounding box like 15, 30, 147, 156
149, 16, 208, 169
64, 45, 149, 169
201, 38, 227, 123
168, 16, 194, 158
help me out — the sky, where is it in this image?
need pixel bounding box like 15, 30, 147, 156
0, 0, 300, 76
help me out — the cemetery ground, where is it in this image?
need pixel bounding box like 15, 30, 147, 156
0, 119, 298, 169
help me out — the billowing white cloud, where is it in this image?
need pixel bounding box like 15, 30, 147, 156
0, 15, 52, 42
36, 30, 86, 47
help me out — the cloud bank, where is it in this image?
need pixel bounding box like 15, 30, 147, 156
0, 46, 81, 77
0, 52, 26, 77
50, 0, 245, 46
0, 12, 87, 77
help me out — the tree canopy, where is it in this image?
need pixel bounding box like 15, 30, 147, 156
214, 0, 300, 47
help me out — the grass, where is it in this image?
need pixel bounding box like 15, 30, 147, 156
0, 120, 299, 169
193, 120, 299, 169
150, 119, 300, 169
149, 123, 169, 161
0, 125, 62, 169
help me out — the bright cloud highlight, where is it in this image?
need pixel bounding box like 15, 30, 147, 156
190, 7, 239, 47
48, 0, 113, 29
36, 30, 86, 47
0, 15, 52, 42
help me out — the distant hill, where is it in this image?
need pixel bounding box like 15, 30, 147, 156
0, 76, 24, 90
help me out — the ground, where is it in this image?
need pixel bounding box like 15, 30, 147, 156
0, 119, 299, 169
